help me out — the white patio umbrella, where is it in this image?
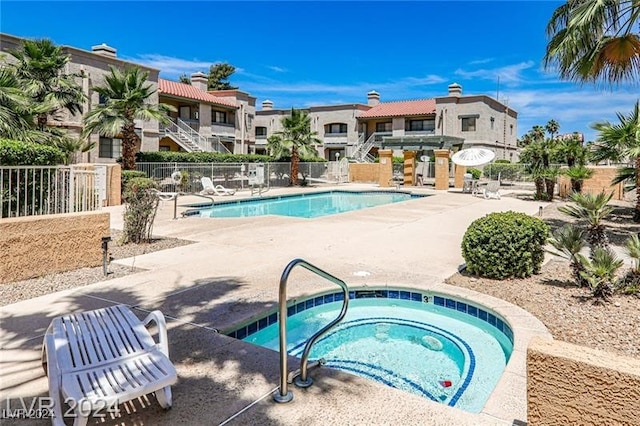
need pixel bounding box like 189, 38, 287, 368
451, 148, 496, 167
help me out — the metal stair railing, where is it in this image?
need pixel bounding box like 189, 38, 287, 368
353, 133, 376, 163
273, 258, 349, 403
160, 118, 232, 154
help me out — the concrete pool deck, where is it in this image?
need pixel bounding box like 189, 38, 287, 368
0, 184, 552, 425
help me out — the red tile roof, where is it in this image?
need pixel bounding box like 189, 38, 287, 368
158, 79, 237, 108
358, 99, 436, 119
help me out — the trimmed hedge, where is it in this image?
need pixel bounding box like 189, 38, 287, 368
483, 163, 522, 181
461, 211, 549, 279
0, 139, 65, 165
121, 170, 147, 195
135, 151, 326, 163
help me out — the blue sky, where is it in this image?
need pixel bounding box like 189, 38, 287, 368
1, 1, 637, 141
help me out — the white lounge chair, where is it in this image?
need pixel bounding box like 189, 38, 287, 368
200, 176, 236, 196
483, 181, 501, 199
42, 305, 177, 426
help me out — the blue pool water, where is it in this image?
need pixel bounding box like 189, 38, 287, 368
195, 190, 424, 218
238, 295, 513, 413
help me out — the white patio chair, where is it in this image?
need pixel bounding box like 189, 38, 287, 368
200, 176, 236, 196
483, 181, 501, 199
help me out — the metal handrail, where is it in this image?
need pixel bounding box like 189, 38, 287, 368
273, 258, 349, 403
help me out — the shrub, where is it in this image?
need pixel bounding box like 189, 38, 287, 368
136, 151, 274, 163
121, 170, 146, 195
467, 168, 482, 179
483, 163, 522, 181
0, 139, 65, 165
461, 211, 549, 279
122, 177, 159, 244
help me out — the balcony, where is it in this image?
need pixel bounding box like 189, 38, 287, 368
323, 133, 348, 146
211, 122, 236, 137
405, 129, 436, 136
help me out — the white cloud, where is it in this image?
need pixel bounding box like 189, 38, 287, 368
469, 58, 495, 65
122, 54, 212, 76
267, 65, 287, 73
454, 61, 536, 85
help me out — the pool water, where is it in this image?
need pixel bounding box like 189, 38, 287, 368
242, 298, 512, 413
196, 190, 424, 218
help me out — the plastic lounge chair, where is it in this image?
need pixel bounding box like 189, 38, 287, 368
200, 177, 236, 196
42, 305, 177, 426
462, 173, 473, 193
483, 181, 501, 199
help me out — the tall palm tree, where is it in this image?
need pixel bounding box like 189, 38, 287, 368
590, 101, 640, 220
544, 0, 640, 86
267, 108, 320, 185
82, 67, 175, 170
0, 67, 36, 141
545, 119, 560, 139
9, 38, 84, 131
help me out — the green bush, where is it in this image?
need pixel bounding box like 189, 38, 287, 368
121, 170, 146, 195
467, 168, 482, 179
483, 163, 522, 181
122, 177, 159, 244
136, 151, 274, 163
494, 159, 511, 164
0, 139, 65, 165
461, 211, 549, 279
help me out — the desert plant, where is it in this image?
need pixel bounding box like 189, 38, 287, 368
547, 225, 588, 286
461, 211, 550, 279
618, 234, 640, 294
542, 166, 560, 201
577, 247, 623, 300
122, 177, 159, 244
121, 170, 146, 195
558, 191, 614, 249
563, 166, 594, 193
467, 168, 482, 179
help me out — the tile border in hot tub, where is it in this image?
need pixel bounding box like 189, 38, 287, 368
225, 288, 513, 344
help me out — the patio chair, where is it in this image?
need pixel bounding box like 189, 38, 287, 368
42, 305, 177, 426
200, 177, 236, 196
483, 181, 501, 200
462, 173, 473, 193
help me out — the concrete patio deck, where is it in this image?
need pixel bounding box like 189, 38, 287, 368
0, 184, 552, 425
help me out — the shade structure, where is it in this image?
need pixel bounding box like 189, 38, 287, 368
451, 148, 496, 167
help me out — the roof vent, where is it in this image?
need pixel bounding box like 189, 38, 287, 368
448, 83, 462, 97
91, 43, 117, 58
262, 100, 274, 110
367, 90, 380, 106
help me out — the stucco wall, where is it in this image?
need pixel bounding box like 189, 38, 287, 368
0, 211, 110, 284
558, 166, 624, 200
527, 337, 640, 426
349, 163, 380, 183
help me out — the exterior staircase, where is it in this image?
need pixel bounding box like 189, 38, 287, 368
352, 133, 376, 163
160, 118, 231, 153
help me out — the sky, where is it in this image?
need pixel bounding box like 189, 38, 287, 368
1, 1, 638, 141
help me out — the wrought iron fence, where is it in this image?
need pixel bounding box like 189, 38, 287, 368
1, 166, 100, 218
135, 162, 340, 193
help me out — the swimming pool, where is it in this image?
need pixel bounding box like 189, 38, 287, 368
228, 289, 513, 413
193, 190, 425, 218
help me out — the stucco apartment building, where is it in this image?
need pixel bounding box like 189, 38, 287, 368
1, 32, 518, 163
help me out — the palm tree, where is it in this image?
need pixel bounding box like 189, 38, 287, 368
544, 0, 640, 86
267, 108, 320, 186
82, 67, 175, 170
559, 191, 614, 248
0, 67, 36, 141
548, 225, 588, 286
546, 119, 560, 139
564, 165, 594, 193
590, 101, 640, 221
9, 38, 84, 131
577, 247, 623, 300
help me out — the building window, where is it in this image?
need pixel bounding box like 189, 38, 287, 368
213, 110, 227, 124
375, 122, 392, 132
99, 137, 122, 158
325, 123, 348, 134
256, 126, 267, 137
490, 117, 495, 130
461, 117, 476, 132
510, 124, 514, 135
406, 119, 435, 132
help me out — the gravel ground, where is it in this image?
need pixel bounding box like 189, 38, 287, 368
0, 230, 193, 307
447, 196, 640, 359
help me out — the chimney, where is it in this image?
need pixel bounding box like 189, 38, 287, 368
190, 72, 208, 91
262, 100, 274, 110
367, 90, 380, 106
448, 83, 462, 97
91, 43, 117, 58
